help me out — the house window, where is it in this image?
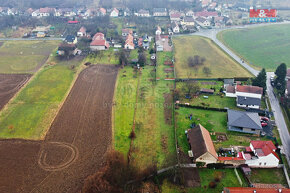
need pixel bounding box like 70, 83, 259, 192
264, 163, 266, 165
251, 129, 256, 131
259, 162, 262, 166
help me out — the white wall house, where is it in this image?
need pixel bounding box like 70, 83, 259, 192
110, 8, 119, 17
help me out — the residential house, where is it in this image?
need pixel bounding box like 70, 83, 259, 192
37, 32, 46, 38
32, 7, 55, 17
62, 8, 77, 17
77, 27, 87, 37
181, 17, 195, 26
218, 153, 245, 166
236, 85, 263, 99
65, 35, 78, 44
237, 96, 261, 109
135, 9, 150, 17
155, 35, 171, 52
123, 8, 131, 17
194, 10, 218, 19
223, 187, 290, 193
187, 124, 218, 165
110, 8, 119, 17
153, 8, 167, 17
170, 12, 181, 22
124, 34, 135, 50
195, 17, 211, 27
185, 10, 194, 17
97, 8, 106, 16
156, 26, 162, 35
242, 141, 280, 167
171, 22, 180, 34
201, 0, 211, 8
142, 35, 150, 49
208, 2, 217, 10
227, 109, 262, 135
90, 33, 110, 51
224, 79, 234, 89
122, 28, 133, 37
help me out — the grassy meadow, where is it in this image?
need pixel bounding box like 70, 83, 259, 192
0, 57, 84, 139
0, 41, 59, 73
172, 36, 252, 79
217, 24, 290, 71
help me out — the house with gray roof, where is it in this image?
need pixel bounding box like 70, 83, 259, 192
153, 8, 167, 17
227, 109, 262, 135
237, 96, 261, 109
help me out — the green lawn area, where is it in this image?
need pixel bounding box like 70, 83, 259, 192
156, 52, 174, 79
217, 24, 290, 71
0, 57, 83, 139
130, 66, 176, 169
161, 168, 247, 193
172, 36, 252, 79
0, 41, 59, 73
111, 18, 123, 35
113, 66, 139, 155
176, 81, 238, 109
176, 107, 267, 151
249, 168, 288, 186
85, 48, 120, 65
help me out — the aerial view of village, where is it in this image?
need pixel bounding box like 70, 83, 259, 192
0, 0, 290, 192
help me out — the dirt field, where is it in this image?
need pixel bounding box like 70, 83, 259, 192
0, 74, 31, 110
0, 65, 118, 193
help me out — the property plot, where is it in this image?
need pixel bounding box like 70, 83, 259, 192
0, 74, 31, 110
217, 24, 290, 71
0, 41, 59, 73
172, 36, 252, 79
0, 65, 118, 193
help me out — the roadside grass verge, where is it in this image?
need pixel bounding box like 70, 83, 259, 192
172, 36, 252, 79
0, 40, 59, 73
217, 24, 290, 71
0, 57, 84, 139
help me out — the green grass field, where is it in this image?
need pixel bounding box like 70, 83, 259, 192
172, 36, 252, 79
156, 52, 174, 79
161, 168, 247, 193
85, 48, 120, 65
249, 168, 288, 186
0, 57, 83, 139
0, 41, 59, 73
217, 24, 290, 71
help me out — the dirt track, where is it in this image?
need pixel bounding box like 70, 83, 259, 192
0, 65, 118, 193
0, 74, 31, 110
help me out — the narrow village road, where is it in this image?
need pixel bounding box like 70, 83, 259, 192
180, 21, 290, 165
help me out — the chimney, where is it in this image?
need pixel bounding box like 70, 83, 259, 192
253, 190, 256, 193
279, 189, 282, 193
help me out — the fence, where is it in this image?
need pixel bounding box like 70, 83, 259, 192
177, 104, 228, 112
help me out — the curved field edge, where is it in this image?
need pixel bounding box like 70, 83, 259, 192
172, 35, 253, 79
0, 57, 85, 140
217, 24, 290, 71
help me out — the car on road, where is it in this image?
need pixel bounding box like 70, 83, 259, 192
260, 117, 269, 121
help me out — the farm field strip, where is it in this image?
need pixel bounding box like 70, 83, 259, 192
172, 36, 252, 79
217, 24, 290, 71
0, 65, 118, 193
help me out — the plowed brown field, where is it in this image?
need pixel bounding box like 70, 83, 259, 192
0, 74, 31, 110
0, 65, 118, 193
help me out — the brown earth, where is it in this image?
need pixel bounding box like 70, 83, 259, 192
0, 73, 31, 110
0, 65, 118, 193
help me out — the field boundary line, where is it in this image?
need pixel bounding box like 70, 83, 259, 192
111, 66, 120, 150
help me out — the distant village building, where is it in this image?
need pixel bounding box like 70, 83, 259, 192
195, 17, 211, 27
155, 26, 162, 35
153, 8, 167, 17
170, 12, 181, 22
110, 8, 119, 17
171, 22, 180, 33
97, 8, 106, 16
121, 28, 133, 37
185, 10, 194, 17
90, 33, 110, 51
124, 34, 135, 50
135, 9, 150, 17
77, 27, 87, 37
181, 17, 195, 26
32, 7, 55, 17
194, 10, 218, 19
65, 35, 78, 44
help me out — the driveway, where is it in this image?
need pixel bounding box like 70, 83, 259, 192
177, 22, 290, 165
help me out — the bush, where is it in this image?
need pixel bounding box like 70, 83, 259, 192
209, 181, 217, 188
129, 130, 136, 139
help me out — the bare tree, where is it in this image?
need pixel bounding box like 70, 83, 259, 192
182, 81, 200, 98
203, 67, 211, 77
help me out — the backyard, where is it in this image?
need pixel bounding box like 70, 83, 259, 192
85, 48, 120, 65
217, 24, 290, 71
172, 36, 252, 79
249, 168, 288, 187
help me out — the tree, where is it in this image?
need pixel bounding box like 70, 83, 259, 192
203, 67, 211, 77
275, 63, 287, 95
182, 81, 200, 98
119, 50, 128, 66
252, 68, 267, 94
138, 52, 147, 66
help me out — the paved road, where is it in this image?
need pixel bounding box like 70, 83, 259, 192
180, 22, 290, 165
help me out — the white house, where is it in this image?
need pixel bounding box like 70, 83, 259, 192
134, 9, 150, 17
155, 26, 162, 35
195, 17, 211, 27
242, 141, 280, 168
77, 27, 87, 37
90, 33, 110, 51
185, 10, 194, 17
236, 85, 263, 99
110, 8, 119, 17
236, 96, 261, 109
171, 22, 180, 33
124, 34, 135, 50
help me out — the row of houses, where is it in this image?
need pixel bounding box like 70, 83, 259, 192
187, 124, 280, 167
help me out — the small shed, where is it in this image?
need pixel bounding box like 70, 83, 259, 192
241, 165, 251, 175
200, 88, 214, 94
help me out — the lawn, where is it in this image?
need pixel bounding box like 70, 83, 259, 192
156, 51, 174, 79
172, 36, 252, 79
249, 168, 288, 186
217, 24, 290, 71
85, 48, 120, 65
0, 57, 84, 139
130, 66, 176, 169
113, 66, 139, 155
176, 81, 238, 109
176, 107, 267, 151
161, 168, 247, 193
0, 41, 59, 73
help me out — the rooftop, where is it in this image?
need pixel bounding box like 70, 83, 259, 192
227, 109, 262, 130
236, 85, 263, 95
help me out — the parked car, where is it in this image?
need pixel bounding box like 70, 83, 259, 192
261, 122, 268, 127
260, 117, 269, 122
